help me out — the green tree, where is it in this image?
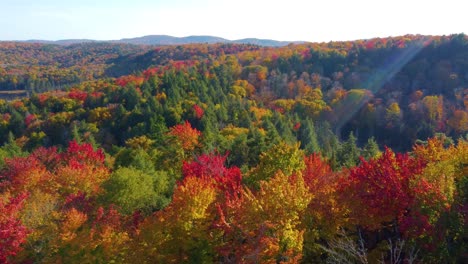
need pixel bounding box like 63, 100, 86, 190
246, 127, 267, 167
102, 167, 170, 214
227, 133, 249, 168
362, 137, 380, 160
123, 85, 141, 110
274, 113, 296, 144
0, 132, 26, 168
247, 141, 305, 188
299, 119, 321, 154
114, 147, 156, 174
71, 123, 82, 144
263, 118, 281, 148
316, 121, 339, 159
336, 132, 360, 168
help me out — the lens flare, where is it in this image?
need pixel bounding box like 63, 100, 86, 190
334, 38, 432, 135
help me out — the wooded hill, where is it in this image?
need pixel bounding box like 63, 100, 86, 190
0, 34, 467, 149
0, 34, 467, 263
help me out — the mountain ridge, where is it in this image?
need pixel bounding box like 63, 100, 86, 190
19, 35, 303, 47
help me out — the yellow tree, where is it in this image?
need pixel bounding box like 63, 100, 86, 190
447, 110, 468, 134
129, 176, 218, 263
44, 205, 130, 263
412, 137, 468, 260
247, 141, 305, 188
422, 95, 444, 126
216, 172, 312, 263
385, 102, 402, 127
413, 136, 468, 203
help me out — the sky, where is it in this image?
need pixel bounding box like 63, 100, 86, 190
0, 0, 466, 42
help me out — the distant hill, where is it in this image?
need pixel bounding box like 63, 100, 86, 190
233, 38, 302, 46
20, 35, 301, 47
113, 35, 230, 45
23, 39, 98, 45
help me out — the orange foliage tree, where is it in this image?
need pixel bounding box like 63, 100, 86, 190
168, 121, 201, 153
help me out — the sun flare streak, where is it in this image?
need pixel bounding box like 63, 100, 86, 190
334, 38, 432, 135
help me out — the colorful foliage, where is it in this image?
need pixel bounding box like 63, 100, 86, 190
0, 192, 29, 264
168, 121, 201, 152
0, 34, 467, 263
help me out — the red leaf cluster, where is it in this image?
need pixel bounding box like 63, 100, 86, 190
182, 153, 242, 200
115, 75, 144, 87
339, 147, 431, 233
68, 90, 88, 102
24, 114, 36, 127
61, 140, 105, 169
193, 104, 204, 119
0, 192, 29, 264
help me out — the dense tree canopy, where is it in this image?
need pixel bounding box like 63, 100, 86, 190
0, 34, 467, 263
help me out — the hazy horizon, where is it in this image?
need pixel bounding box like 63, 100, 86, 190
4, 33, 468, 44
1, 0, 466, 42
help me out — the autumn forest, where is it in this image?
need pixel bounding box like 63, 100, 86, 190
0, 34, 467, 263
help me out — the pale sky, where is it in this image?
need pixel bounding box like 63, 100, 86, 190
0, 0, 466, 42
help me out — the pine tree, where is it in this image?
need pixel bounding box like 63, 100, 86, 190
300, 119, 321, 154
263, 118, 281, 148
336, 132, 360, 168
71, 123, 82, 144
362, 137, 380, 160
247, 127, 267, 167
228, 133, 249, 167
0, 132, 26, 168
316, 121, 339, 158
274, 114, 296, 144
